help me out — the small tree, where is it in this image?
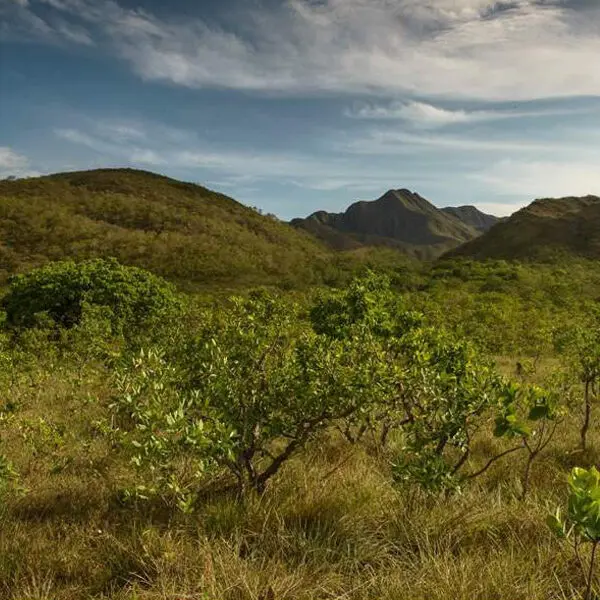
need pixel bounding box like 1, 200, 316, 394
391, 328, 502, 491
568, 325, 600, 451
548, 466, 600, 600
493, 382, 562, 500
2, 258, 181, 338
309, 272, 423, 445
111, 292, 389, 502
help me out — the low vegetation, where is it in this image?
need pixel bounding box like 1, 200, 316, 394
3, 255, 600, 599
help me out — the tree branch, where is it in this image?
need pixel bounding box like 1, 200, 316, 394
466, 445, 524, 479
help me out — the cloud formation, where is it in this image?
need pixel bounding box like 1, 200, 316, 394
345, 100, 593, 128
474, 159, 600, 198
53, 118, 477, 195
0, 147, 39, 179
0, 146, 29, 170
333, 127, 597, 156
4, 0, 600, 100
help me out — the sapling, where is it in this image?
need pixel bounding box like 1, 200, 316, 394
493, 382, 562, 500
576, 342, 600, 452
565, 320, 600, 451
548, 466, 600, 600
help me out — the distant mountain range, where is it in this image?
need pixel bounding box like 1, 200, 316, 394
291, 189, 500, 259
449, 195, 600, 260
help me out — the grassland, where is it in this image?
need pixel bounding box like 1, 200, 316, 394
0, 349, 595, 600
2, 259, 600, 600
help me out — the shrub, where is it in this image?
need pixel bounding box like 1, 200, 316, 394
391, 328, 503, 491
2, 258, 181, 336
110, 292, 389, 502
309, 270, 422, 340
549, 466, 600, 600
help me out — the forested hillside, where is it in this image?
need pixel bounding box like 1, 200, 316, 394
0, 169, 367, 288
450, 195, 600, 260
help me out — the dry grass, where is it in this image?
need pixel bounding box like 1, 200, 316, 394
0, 355, 596, 600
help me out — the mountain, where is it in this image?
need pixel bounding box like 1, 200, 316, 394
0, 169, 345, 288
291, 189, 492, 259
449, 195, 600, 260
441, 205, 500, 233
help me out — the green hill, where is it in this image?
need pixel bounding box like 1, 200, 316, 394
291, 189, 494, 259
0, 169, 344, 288
449, 195, 600, 260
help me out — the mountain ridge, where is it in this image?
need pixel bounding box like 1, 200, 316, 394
441, 205, 500, 233
291, 189, 500, 259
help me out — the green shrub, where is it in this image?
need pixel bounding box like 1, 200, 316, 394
549, 466, 600, 600
2, 258, 181, 336
110, 291, 389, 502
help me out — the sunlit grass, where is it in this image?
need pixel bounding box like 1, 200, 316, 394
0, 352, 595, 599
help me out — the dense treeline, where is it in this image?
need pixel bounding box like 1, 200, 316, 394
2, 258, 600, 598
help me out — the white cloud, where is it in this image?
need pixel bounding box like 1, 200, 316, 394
6, 0, 600, 100
129, 149, 165, 166
0, 146, 39, 178
56, 124, 154, 160
96, 122, 147, 143
55, 128, 102, 149
347, 102, 492, 125
54, 20, 94, 45
345, 100, 592, 127
334, 129, 574, 155
0, 146, 30, 170
473, 159, 600, 198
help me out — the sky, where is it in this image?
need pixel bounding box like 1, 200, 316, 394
1, 0, 600, 219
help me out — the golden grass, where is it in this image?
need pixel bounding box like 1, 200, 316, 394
0, 356, 596, 600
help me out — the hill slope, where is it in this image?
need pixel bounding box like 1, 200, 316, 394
291, 189, 489, 258
441, 205, 500, 233
449, 195, 600, 260
0, 169, 340, 288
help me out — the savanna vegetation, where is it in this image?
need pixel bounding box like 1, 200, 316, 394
3, 252, 600, 600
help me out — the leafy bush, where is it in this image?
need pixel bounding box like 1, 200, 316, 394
549, 466, 600, 600
391, 328, 502, 491
2, 258, 181, 336
309, 270, 422, 340
110, 291, 389, 502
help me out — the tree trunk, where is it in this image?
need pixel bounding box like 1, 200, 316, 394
520, 451, 536, 501
585, 540, 598, 600
581, 380, 592, 451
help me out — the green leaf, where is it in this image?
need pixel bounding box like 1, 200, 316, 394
528, 405, 549, 421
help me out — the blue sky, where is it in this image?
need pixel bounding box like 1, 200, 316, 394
1, 0, 600, 219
